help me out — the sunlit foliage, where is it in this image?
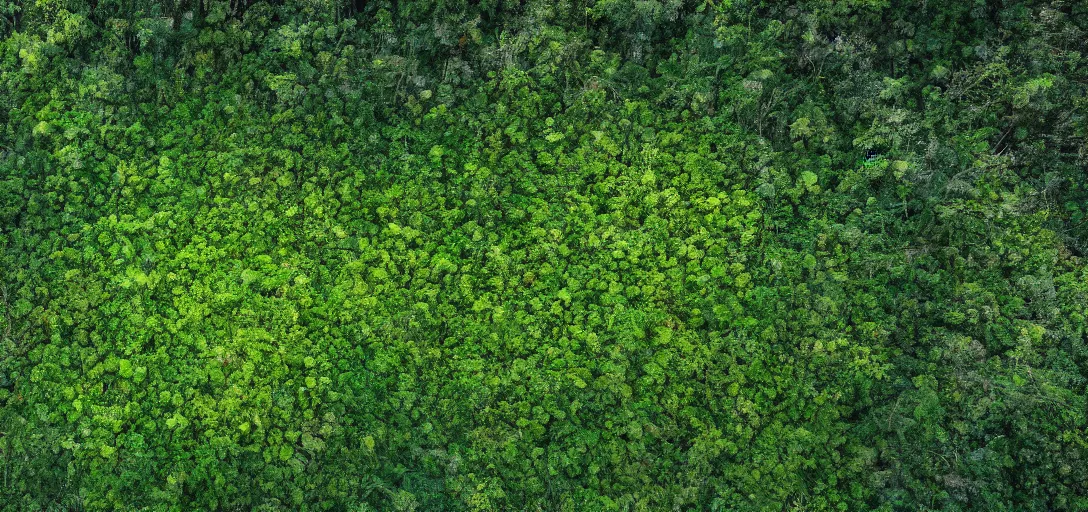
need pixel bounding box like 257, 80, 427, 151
2, 1, 1086, 510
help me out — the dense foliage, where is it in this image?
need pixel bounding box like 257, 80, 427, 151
2, 0, 1087, 510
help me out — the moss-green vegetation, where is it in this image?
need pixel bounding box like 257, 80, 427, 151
2, 1, 1087, 510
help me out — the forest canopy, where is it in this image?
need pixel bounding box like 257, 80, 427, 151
1, 0, 1087, 510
